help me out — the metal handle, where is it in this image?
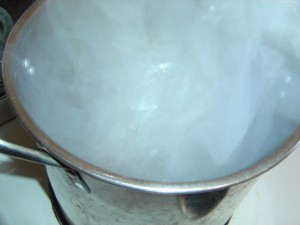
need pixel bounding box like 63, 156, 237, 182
0, 139, 62, 167
0, 95, 62, 167
0, 138, 91, 193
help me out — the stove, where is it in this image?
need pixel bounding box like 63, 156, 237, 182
0, 1, 299, 225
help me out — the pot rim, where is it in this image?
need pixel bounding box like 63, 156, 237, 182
3, 0, 300, 194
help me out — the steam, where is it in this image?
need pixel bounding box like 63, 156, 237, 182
13, 0, 300, 182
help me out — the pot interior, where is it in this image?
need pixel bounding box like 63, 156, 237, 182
4, 0, 300, 190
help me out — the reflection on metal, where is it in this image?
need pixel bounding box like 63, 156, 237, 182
64, 169, 91, 194
46, 166, 256, 225
179, 189, 228, 219
0, 138, 61, 167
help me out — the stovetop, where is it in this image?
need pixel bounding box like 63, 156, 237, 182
0, 1, 299, 224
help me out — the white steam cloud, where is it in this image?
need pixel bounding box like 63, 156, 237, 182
13, 0, 300, 182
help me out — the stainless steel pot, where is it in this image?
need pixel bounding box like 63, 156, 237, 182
1, 1, 300, 225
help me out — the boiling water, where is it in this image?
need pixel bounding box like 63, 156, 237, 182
14, 0, 300, 182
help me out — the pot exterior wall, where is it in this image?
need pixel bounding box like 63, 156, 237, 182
46, 166, 256, 225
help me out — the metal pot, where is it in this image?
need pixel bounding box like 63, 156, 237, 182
1, 1, 300, 225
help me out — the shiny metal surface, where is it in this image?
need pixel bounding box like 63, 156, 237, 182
1, 1, 300, 225
0, 138, 60, 167
64, 169, 91, 194
46, 166, 256, 225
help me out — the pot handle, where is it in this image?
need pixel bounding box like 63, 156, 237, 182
0, 139, 62, 167
0, 135, 91, 193
0, 96, 62, 167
